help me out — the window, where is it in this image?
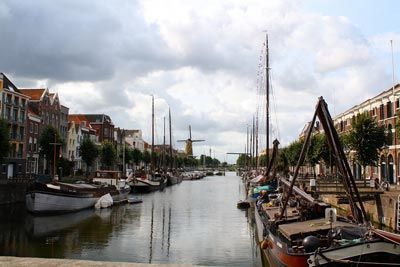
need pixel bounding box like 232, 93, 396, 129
387, 124, 393, 146
30, 122, 33, 133
13, 109, 18, 122
380, 104, 384, 119
20, 110, 25, 123
5, 107, 10, 120
19, 127, 24, 140
35, 124, 38, 134
387, 101, 393, 118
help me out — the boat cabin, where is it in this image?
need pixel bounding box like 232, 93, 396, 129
93, 170, 125, 187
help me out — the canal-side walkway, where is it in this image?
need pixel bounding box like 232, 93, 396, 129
0, 257, 207, 267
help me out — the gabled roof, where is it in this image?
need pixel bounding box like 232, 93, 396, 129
27, 106, 40, 117
69, 114, 90, 127
19, 88, 47, 101
69, 114, 114, 125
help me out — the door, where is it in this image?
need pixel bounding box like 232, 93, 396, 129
7, 164, 14, 178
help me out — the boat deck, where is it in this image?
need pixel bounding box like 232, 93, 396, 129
278, 217, 355, 240
262, 205, 300, 221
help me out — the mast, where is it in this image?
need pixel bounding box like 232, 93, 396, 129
169, 108, 173, 170
265, 33, 270, 167
252, 116, 255, 169
249, 121, 253, 169
255, 114, 259, 170
151, 95, 155, 173
163, 116, 166, 171
246, 125, 249, 170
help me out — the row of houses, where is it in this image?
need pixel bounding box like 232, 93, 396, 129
332, 84, 400, 185
0, 73, 147, 180
299, 84, 400, 185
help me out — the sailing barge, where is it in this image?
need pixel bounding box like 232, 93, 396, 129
252, 97, 400, 266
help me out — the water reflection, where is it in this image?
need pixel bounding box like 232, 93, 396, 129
0, 173, 261, 266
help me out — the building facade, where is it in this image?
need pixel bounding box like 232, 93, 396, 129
0, 73, 29, 179
124, 129, 145, 151
69, 114, 114, 143
26, 108, 41, 176
333, 84, 400, 184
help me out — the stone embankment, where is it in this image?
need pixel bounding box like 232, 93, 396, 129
0, 257, 205, 267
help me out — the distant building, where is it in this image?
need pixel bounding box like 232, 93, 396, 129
69, 114, 114, 143
333, 84, 400, 184
124, 129, 145, 151
26, 107, 41, 175
68, 115, 99, 171
19, 88, 68, 174
0, 73, 29, 179
60, 105, 69, 157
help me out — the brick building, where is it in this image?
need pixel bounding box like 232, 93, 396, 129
333, 84, 400, 184
69, 114, 114, 143
26, 107, 41, 175
0, 73, 29, 179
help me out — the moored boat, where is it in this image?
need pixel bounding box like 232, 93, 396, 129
93, 170, 131, 203
252, 97, 400, 266
26, 182, 111, 214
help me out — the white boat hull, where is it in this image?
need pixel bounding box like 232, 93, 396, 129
26, 192, 98, 214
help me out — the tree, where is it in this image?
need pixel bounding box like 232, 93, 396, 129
236, 154, 248, 167
0, 119, 10, 164
80, 137, 98, 174
346, 113, 386, 181
306, 134, 327, 176
39, 125, 63, 174
142, 150, 151, 169
276, 148, 289, 175
285, 139, 304, 168
100, 141, 116, 169
132, 149, 142, 169
57, 157, 74, 178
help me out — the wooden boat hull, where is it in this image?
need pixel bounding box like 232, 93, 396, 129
254, 206, 308, 267
26, 191, 98, 214
130, 177, 167, 193
254, 205, 400, 267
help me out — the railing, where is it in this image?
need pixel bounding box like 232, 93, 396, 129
0, 176, 34, 185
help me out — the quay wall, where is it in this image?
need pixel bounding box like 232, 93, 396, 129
0, 184, 27, 205
0, 256, 204, 267
322, 192, 399, 230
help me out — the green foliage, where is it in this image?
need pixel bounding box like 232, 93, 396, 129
132, 149, 142, 166
142, 150, 151, 166
124, 147, 133, 163
0, 119, 10, 164
80, 138, 98, 168
307, 134, 326, 167
100, 141, 116, 169
319, 134, 334, 167
276, 148, 289, 175
259, 154, 267, 167
57, 157, 74, 177
347, 113, 386, 168
285, 139, 304, 167
236, 154, 249, 167
39, 126, 63, 174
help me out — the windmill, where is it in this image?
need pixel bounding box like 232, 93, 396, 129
177, 125, 205, 157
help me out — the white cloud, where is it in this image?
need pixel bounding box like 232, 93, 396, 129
2, 0, 397, 163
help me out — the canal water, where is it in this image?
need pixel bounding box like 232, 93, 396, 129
0, 172, 261, 266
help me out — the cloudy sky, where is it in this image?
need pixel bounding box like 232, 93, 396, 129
1, 0, 400, 163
